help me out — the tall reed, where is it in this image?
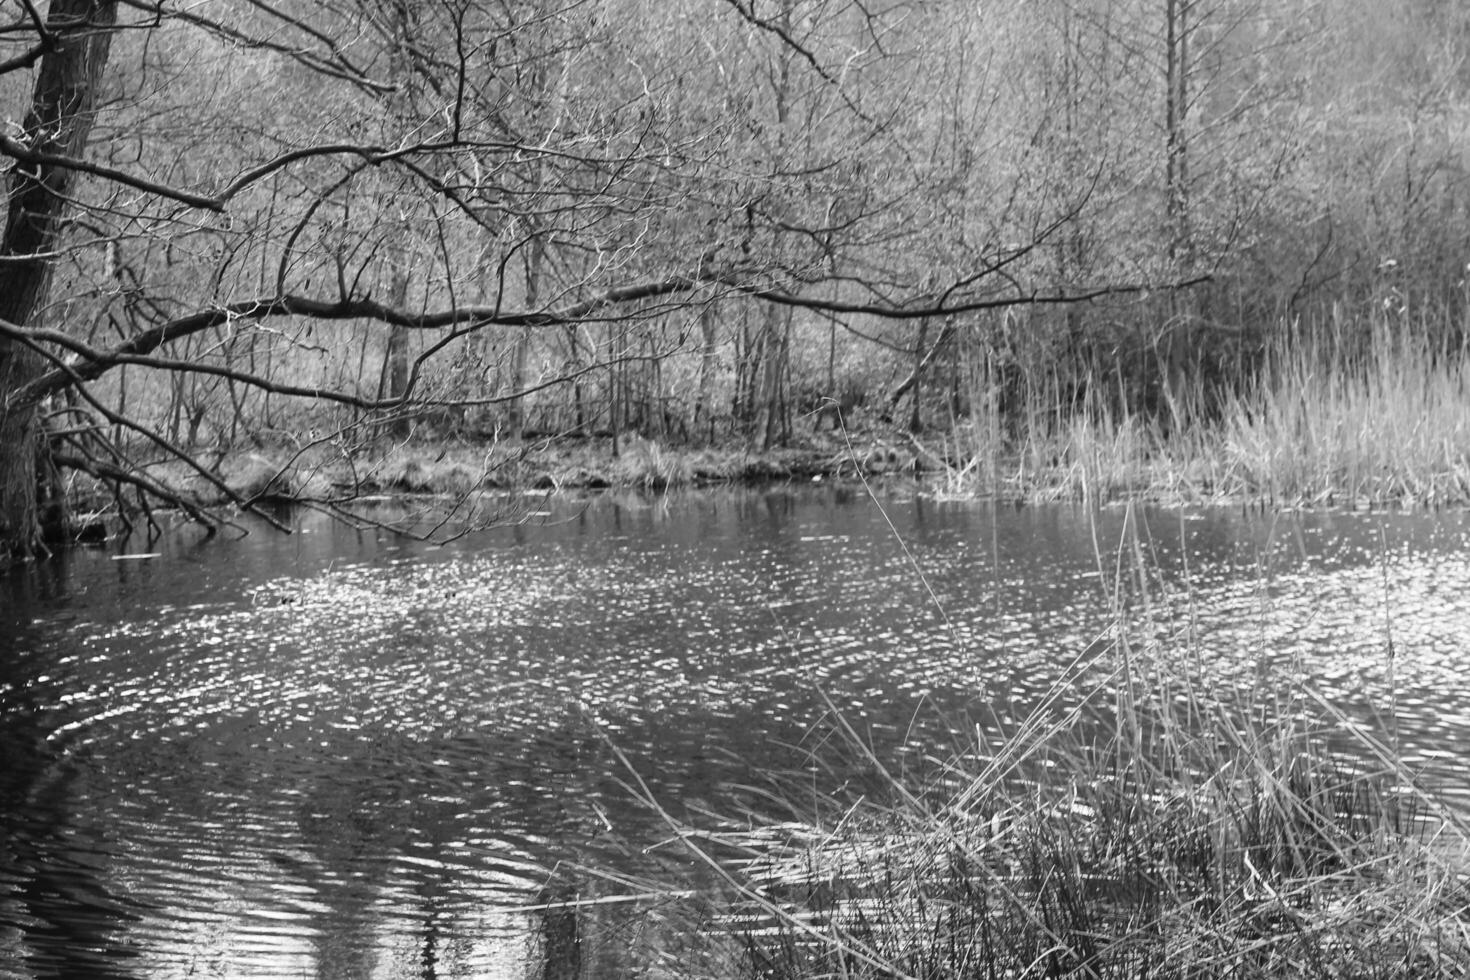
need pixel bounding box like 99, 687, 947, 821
1216, 311, 1470, 507
710, 657, 1470, 978
644, 508, 1470, 980
938, 309, 1470, 507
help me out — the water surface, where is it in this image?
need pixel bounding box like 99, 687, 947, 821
4, 488, 1470, 978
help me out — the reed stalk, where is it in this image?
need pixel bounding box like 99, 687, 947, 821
937, 309, 1470, 507
656, 504, 1470, 980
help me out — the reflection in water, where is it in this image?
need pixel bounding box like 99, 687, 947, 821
4, 489, 1470, 976
535, 884, 580, 980
0, 686, 144, 979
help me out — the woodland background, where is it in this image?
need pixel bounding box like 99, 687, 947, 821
2, 0, 1469, 548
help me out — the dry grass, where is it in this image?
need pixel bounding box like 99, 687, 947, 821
1214, 316, 1470, 508
623, 505, 1470, 980
937, 311, 1470, 508
714, 655, 1470, 980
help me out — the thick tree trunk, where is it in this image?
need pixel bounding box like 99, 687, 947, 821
0, 0, 118, 560
0, 359, 43, 560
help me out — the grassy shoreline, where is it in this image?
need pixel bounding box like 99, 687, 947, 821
706, 667, 1470, 980
644, 523, 1470, 980
937, 315, 1470, 510
133, 432, 886, 508
150, 404, 1470, 520
62, 313, 1470, 530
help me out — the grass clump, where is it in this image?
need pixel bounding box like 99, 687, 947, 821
1214, 315, 1470, 508
611, 435, 696, 490
697, 642, 1470, 980
934, 310, 1470, 508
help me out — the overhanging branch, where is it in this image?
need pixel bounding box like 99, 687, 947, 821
7, 275, 712, 404
0, 132, 669, 216
722, 272, 1215, 319
5, 268, 1211, 407
0, 133, 227, 211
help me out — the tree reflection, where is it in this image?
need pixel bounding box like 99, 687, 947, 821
536, 882, 581, 980
0, 686, 145, 979
291, 758, 405, 979
1, 547, 74, 610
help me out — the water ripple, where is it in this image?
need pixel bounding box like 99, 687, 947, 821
5, 494, 1470, 977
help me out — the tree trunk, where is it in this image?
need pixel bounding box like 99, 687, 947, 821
378, 1, 418, 441
693, 301, 719, 444
885, 318, 957, 426
734, 307, 760, 431
763, 309, 792, 448
908, 317, 928, 432
0, 360, 44, 559
0, 0, 118, 560
563, 324, 585, 434
379, 268, 411, 437
1164, 0, 1191, 267
752, 304, 785, 449
1162, 0, 1194, 431
507, 236, 545, 441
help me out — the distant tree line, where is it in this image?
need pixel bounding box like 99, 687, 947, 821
1, 0, 1467, 556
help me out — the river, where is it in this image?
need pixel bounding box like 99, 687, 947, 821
4, 487, 1470, 978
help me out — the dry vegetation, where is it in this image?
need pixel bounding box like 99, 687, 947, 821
926, 309, 1470, 510
622, 530, 1470, 980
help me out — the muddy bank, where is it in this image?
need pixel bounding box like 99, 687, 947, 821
118, 431, 940, 514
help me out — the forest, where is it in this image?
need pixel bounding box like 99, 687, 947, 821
2, 0, 1469, 558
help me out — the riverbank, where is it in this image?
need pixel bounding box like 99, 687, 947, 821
157, 407, 1470, 518
115, 428, 933, 515
63, 317, 1470, 528
941, 316, 1470, 510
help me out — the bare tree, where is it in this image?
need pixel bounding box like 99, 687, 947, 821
0, 0, 1217, 561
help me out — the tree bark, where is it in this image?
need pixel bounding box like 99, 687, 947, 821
0, 0, 118, 560
379, 0, 417, 440
1164, 0, 1191, 266
0, 357, 44, 560
508, 236, 546, 441
1163, 0, 1194, 430
751, 303, 785, 449
693, 301, 719, 443
379, 267, 411, 437
885, 318, 957, 426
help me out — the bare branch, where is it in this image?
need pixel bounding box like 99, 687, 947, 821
115, 0, 395, 94
52, 448, 221, 533
5, 257, 1212, 412
1, 133, 656, 217
7, 274, 710, 403
717, 0, 878, 126
0, 133, 226, 211
0, 0, 54, 74
721, 273, 1216, 320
